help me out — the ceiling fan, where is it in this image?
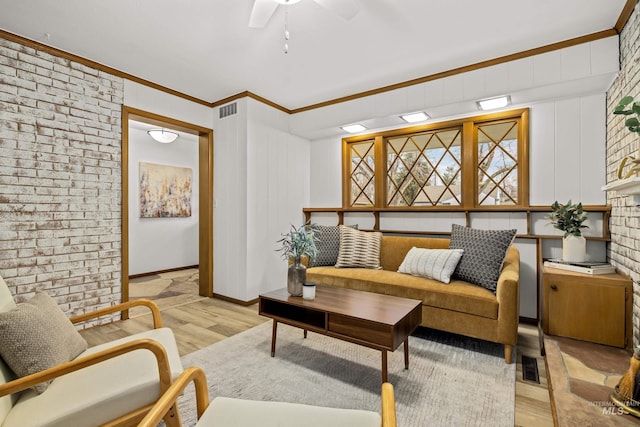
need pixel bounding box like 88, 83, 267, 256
249, 0, 359, 28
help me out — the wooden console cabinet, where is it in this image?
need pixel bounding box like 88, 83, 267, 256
542, 266, 632, 348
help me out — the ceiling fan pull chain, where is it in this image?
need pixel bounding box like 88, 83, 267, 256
284, 5, 290, 54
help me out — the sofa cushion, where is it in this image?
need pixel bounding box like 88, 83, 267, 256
398, 248, 464, 284
0, 292, 88, 394
309, 224, 357, 267
307, 267, 498, 319
335, 226, 382, 269
380, 236, 450, 271
3, 327, 183, 427
199, 396, 381, 427
449, 224, 516, 293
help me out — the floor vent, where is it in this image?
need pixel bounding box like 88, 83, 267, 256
522, 355, 540, 383
219, 102, 237, 118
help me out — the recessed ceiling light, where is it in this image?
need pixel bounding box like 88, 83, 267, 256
477, 96, 510, 111
341, 124, 366, 134
400, 112, 429, 123
147, 129, 179, 143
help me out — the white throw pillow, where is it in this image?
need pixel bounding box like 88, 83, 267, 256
398, 247, 464, 284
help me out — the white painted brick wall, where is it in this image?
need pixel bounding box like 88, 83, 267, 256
0, 36, 124, 325
606, 2, 640, 347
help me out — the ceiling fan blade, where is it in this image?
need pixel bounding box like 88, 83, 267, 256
249, 0, 279, 28
313, 0, 359, 21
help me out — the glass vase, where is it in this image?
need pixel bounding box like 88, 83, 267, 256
287, 256, 306, 296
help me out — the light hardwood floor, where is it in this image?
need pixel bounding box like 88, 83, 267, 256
79, 275, 553, 426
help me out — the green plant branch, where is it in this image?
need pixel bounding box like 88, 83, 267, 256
546, 200, 589, 238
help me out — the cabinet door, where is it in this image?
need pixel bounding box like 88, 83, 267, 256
547, 278, 626, 347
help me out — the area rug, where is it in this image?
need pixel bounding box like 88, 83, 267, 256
178, 322, 515, 426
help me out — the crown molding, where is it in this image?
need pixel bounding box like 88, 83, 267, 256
1, 1, 631, 118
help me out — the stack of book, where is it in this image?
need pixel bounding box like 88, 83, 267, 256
543, 259, 616, 275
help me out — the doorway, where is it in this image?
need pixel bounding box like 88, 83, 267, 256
121, 106, 214, 307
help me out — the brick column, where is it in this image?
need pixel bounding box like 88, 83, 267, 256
0, 37, 124, 324
606, 2, 640, 347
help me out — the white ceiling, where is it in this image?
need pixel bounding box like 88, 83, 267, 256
0, 0, 628, 111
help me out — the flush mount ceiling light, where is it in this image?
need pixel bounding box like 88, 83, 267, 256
147, 129, 179, 143
341, 124, 366, 134
400, 112, 430, 123
477, 96, 510, 111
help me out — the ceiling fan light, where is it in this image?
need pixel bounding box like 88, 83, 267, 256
275, 0, 302, 4
400, 112, 429, 123
147, 129, 179, 143
341, 124, 366, 134
477, 96, 510, 111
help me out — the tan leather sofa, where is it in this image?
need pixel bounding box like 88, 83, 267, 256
306, 235, 520, 364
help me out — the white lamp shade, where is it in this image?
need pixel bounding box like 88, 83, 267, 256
147, 129, 179, 143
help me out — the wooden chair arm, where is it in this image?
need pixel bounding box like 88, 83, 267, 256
381, 382, 396, 427
139, 371, 396, 427
69, 298, 163, 328
138, 366, 210, 427
0, 338, 172, 398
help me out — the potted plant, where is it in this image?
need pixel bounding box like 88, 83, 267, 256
276, 223, 318, 296
613, 95, 640, 180
546, 200, 589, 262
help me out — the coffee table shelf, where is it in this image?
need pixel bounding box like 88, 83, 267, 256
259, 285, 422, 383
259, 299, 326, 330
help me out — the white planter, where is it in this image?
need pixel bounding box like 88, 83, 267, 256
562, 235, 586, 262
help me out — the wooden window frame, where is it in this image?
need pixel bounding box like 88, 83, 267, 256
342, 108, 529, 209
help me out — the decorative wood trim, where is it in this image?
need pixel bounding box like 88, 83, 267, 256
212, 293, 259, 307
0, 23, 622, 117
0, 29, 211, 108
374, 135, 385, 209
122, 106, 215, 303
462, 121, 475, 208
615, 0, 639, 33
289, 30, 617, 114
210, 91, 291, 114
199, 131, 215, 298
302, 205, 612, 240
342, 109, 529, 210
520, 109, 530, 207
129, 265, 199, 279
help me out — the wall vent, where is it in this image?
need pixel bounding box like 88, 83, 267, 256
219, 103, 237, 119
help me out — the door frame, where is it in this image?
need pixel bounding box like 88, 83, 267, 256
121, 106, 214, 306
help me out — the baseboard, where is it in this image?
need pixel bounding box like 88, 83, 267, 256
212, 293, 259, 307
129, 265, 199, 279
519, 316, 537, 325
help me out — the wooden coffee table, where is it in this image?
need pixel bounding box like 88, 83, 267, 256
259, 285, 422, 383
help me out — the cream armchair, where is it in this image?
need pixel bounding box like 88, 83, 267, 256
0, 275, 183, 427
139, 366, 397, 427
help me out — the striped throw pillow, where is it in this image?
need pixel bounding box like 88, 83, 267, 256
397, 247, 464, 284
335, 226, 382, 269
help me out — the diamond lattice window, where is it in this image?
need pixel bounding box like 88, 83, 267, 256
476, 120, 519, 206
349, 140, 375, 206
386, 128, 462, 206
342, 109, 527, 210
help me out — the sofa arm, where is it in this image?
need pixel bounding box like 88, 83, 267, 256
0, 338, 172, 399
69, 298, 163, 329
495, 246, 520, 356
